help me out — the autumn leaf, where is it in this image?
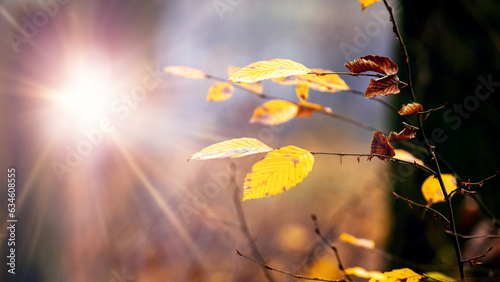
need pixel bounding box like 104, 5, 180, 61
164, 66, 207, 79
368, 268, 423, 282
206, 82, 234, 101
228, 65, 263, 94
370, 131, 395, 160
365, 74, 400, 98
296, 83, 309, 102
345, 55, 398, 76
393, 149, 424, 166
345, 267, 385, 280
189, 138, 273, 161
360, 0, 382, 10
340, 233, 375, 249
229, 58, 312, 83
243, 146, 314, 201
272, 68, 350, 93
398, 102, 423, 116
421, 174, 457, 205
388, 125, 418, 142
250, 100, 299, 125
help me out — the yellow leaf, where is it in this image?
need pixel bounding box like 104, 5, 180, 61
345, 267, 385, 280
243, 146, 314, 201
272, 68, 350, 93
369, 268, 423, 282
360, 0, 382, 11
229, 58, 312, 83
228, 65, 263, 94
296, 83, 309, 102
421, 174, 457, 205
164, 66, 207, 79
206, 82, 234, 101
189, 138, 273, 161
250, 100, 299, 125
340, 233, 375, 249
424, 272, 455, 282
393, 149, 424, 166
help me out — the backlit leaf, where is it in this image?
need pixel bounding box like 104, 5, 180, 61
388, 126, 418, 142
345, 267, 385, 280
296, 83, 309, 102
229, 58, 312, 83
421, 174, 457, 205
228, 65, 263, 94
393, 149, 424, 166
360, 0, 382, 10
365, 74, 400, 98
345, 55, 398, 76
340, 233, 375, 249
243, 146, 314, 201
272, 69, 350, 93
398, 102, 423, 116
370, 131, 395, 160
368, 268, 423, 282
189, 138, 273, 161
164, 66, 207, 79
206, 82, 234, 101
250, 100, 299, 125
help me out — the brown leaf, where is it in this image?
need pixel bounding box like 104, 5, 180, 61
345, 55, 398, 76
365, 74, 400, 98
370, 131, 395, 160
388, 126, 418, 142
398, 102, 423, 116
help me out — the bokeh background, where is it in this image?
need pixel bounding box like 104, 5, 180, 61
0, 0, 499, 281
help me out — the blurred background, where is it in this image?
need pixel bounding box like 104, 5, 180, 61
0, 0, 498, 281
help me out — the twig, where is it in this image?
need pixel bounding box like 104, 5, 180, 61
230, 163, 276, 282
392, 192, 450, 225
312, 151, 437, 175
445, 231, 500, 240
311, 215, 353, 282
461, 246, 494, 267
382, 0, 465, 279
235, 249, 343, 282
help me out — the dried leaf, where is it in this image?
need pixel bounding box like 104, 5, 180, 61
421, 174, 457, 205
228, 65, 263, 94
369, 268, 423, 282
398, 102, 423, 116
346, 267, 385, 280
365, 74, 400, 98
189, 138, 273, 161
393, 149, 424, 166
243, 146, 314, 201
360, 0, 382, 10
345, 55, 398, 76
272, 68, 350, 93
370, 131, 395, 160
206, 82, 234, 101
296, 83, 309, 102
229, 58, 312, 83
340, 233, 375, 249
388, 126, 418, 142
164, 66, 207, 79
250, 100, 299, 125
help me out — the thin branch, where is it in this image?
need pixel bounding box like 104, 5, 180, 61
230, 163, 276, 282
445, 231, 500, 240
235, 249, 343, 282
312, 151, 437, 175
311, 215, 353, 282
382, 0, 465, 279
392, 192, 450, 225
